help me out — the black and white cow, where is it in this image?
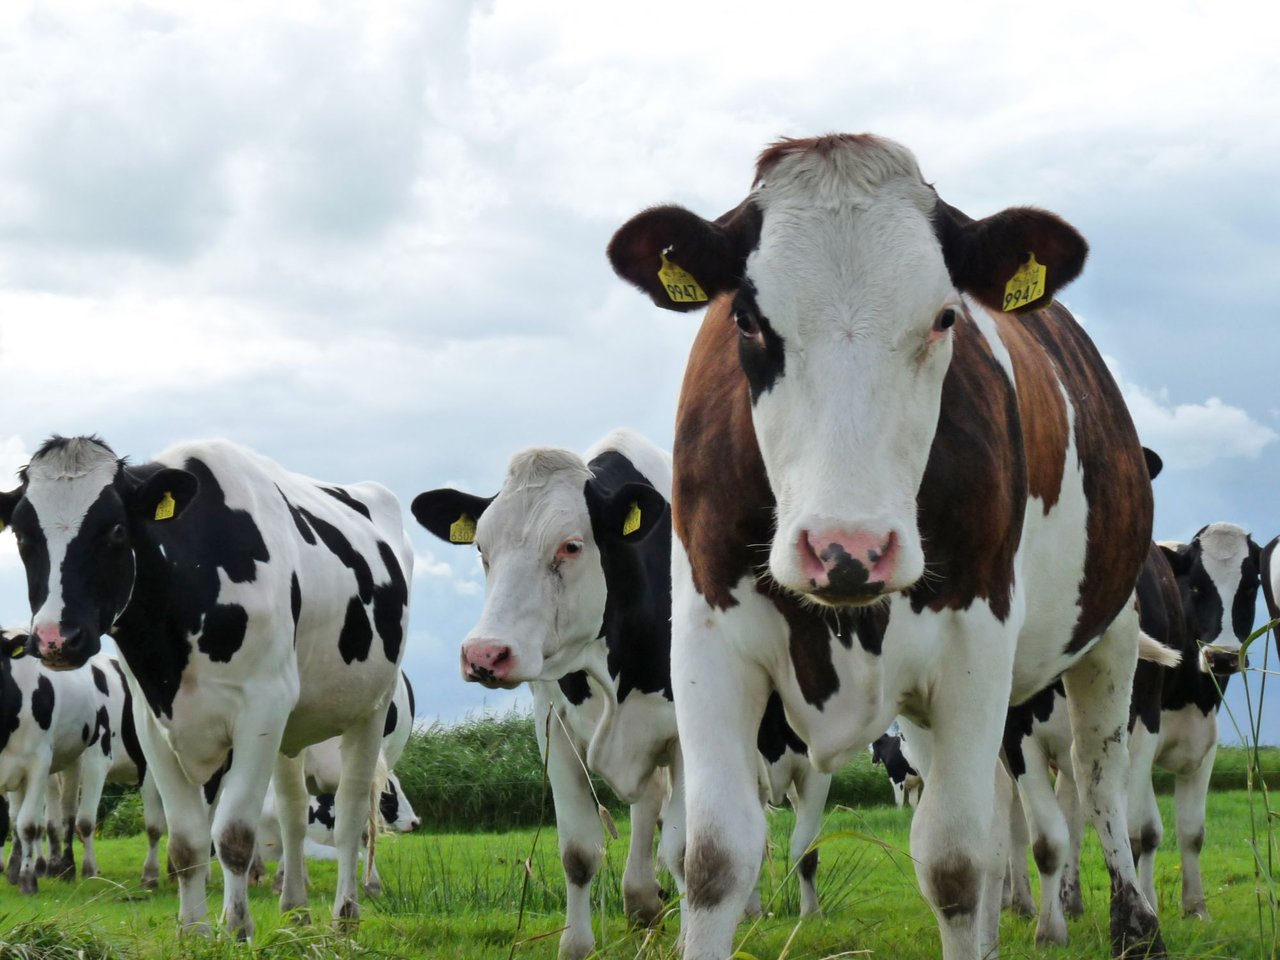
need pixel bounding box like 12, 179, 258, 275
0, 436, 412, 936
41, 653, 168, 889
608, 133, 1163, 959
1129, 525, 1261, 920
0, 629, 118, 893
869, 726, 922, 809
413, 429, 829, 960
1260, 534, 1279, 645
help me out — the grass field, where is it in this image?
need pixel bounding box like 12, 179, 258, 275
1, 789, 1276, 959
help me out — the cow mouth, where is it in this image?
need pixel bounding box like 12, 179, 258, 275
464, 666, 522, 690
804, 582, 890, 607
37, 650, 83, 671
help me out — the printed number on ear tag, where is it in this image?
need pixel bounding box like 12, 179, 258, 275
658, 253, 708, 304
1003, 253, 1047, 312
622, 502, 642, 537
450, 514, 476, 544
154, 492, 177, 521
9, 644, 24, 659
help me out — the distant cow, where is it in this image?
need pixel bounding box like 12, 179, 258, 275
869, 728, 922, 808
0, 436, 412, 936
607, 132, 1162, 959
1129, 525, 1261, 920
414, 429, 828, 960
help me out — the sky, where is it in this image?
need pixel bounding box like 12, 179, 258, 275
0, 0, 1278, 743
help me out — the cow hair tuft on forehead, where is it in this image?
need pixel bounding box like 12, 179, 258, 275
24, 435, 121, 482
1195, 522, 1249, 561
505, 448, 592, 493
753, 133, 927, 200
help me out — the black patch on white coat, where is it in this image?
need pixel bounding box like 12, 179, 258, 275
382, 700, 398, 739
309, 793, 336, 830
338, 596, 373, 664
319, 486, 371, 520
756, 692, 807, 764
1003, 679, 1065, 779
583, 450, 673, 702
31, 676, 55, 730
290, 573, 302, 646
198, 604, 250, 663
403, 672, 416, 719
557, 670, 592, 706
108, 658, 147, 782
732, 284, 787, 404
870, 732, 919, 787
91, 665, 109, 696
372, 541, 408, 663
94, 704, 111, 755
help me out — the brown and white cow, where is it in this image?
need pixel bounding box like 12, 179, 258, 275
607, 134, 1163, 960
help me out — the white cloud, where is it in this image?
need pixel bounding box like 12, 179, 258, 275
413, 549, 453, 579
1107, 358, 1278, 469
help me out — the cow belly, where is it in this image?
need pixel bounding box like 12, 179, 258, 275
1154, 705, 1217, 776
282, 664, 397, 755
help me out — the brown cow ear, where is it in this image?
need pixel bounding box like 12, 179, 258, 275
607, 202, 759, 312
934, 200, 1088, 315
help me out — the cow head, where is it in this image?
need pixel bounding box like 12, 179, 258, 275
378, 772, 420, 833
609, 134, 1086, 606
0, 628, 32, 662
0, 436, 198, 669
1160, 523, 1261, 677
412, 447, 664, 687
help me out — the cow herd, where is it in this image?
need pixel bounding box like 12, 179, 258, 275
0, 132, 1276, 960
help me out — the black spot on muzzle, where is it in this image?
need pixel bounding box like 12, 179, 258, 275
810, 544, 884, 605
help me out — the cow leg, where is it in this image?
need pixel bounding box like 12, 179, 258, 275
42, 774, 62, 877
4, 791, 20, 885
1174, 740, 1215, 920
901, 646, 1013, 960
790, 765, 830, 918
1065, 610, 1165, 958
15, 759, 53, 894
530, 686, 603, 960
362, 759, 385, 898
671, 617, 770, 960
1124, 713, 1162, 916
135, 716, 212, 933
1005, 786, 1036, 917
140, 772, 166, 889
1056, 758, 1085, 918
656, 748, 688, 940
332, 707, 386, 928
622, 768, 665, 926
1015, 745, 1071, 946
273, 753, 311, 921
74, 754, 110, 879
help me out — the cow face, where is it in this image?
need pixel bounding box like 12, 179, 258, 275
378, 772, 420, 832
609, 134, 1086, 607
1161, 523, 1261, 677
0, 437, 197, 669
413, 448, 663, 687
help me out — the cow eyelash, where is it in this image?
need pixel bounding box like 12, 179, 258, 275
734, 308, 760, 338
934, 307, 958, 333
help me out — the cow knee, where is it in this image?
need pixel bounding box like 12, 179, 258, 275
1182, 828, 1204, 854
168, 835, 200, 878
561, 845, 598, 889
927, 854, 980, 920
75, 818, 94, 842
799, 848, 819, 882
686, 837, 738, 911
1032, 836, 1062, 876
217, 822, 256, 876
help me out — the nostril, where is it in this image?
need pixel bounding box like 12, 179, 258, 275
492, 647, 510, 666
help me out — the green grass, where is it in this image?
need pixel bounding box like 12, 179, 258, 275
0, 790, 1274, 959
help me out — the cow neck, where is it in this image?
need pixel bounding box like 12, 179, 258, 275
585, 451, 673, 702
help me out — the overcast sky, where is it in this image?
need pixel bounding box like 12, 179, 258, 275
1, 1, 1277, 744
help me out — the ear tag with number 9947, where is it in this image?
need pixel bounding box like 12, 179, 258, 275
658, 253, 708, 304
1003, 253, 1047, 312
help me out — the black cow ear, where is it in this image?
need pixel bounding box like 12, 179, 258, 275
130, 468, 199, 523
607, 201, 760, 313
411, 489, 494, 545
0, 630, 31, 659
1160, 543, 1192, 577
586, 480, 668, 544
0, 486, 22, 533
1143, 448, 1163, 481
934, 200, 1088, 315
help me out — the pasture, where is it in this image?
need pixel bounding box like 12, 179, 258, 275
3, 726, 1277, 959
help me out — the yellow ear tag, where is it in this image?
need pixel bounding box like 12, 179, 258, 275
1003, 253, 1047, 312
622, 501, 642, 537
10, 644, 24, 659
449, 514, 476, 544
657, 253, 708, 304
154, 491, 176, 521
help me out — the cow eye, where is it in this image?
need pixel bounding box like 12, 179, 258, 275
557, 539, 584, 560
734, 308, 759, 338
106, 524, 128, 547
934, 307, 958, 332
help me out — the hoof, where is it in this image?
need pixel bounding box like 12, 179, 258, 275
1183, 904, 1211, 921
1111, 882, 1166, 959
334, 898, 359, 934
1035, 922, 1069, 947
284, 907, 312, 927
1010, 896, 1037, 918
557, 929, 595, 960
141, 875, 159, 890
35, 856, 48, 876
19, 872, 37, 895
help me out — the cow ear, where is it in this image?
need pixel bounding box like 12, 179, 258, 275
411, 489, 494, 545
130, 468, 199, 523
1143, 448, 1163, 481
0, 486, 22, 533
586, 480, 668, 545
1159, 543, 1192, 577
934, 200, 1088, 315
607, 201, 760, 312
0, 630, 31, 659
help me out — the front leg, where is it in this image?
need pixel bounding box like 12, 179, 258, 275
1055, 759, 1085, 918
622, 768, 666, 926
1012, 742, 1072, 946
1065, 608, 1165, 958
73, 753, 111, 879
333, 707, 387, 927
1174, 738, 1216, 919
671, 601, 772, 960
273, 752, 311, 921
531, 685, 604, 960
140, 773, 167, 889
788, 763, 831, 918
1005, 786, 1036, 917
14, 757, 53, 894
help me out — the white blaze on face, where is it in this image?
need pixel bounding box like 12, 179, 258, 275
21, 442, 122, 636
1194, 522, 1252, 666
744, 141, 957, 600
466, 448, 607, 682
